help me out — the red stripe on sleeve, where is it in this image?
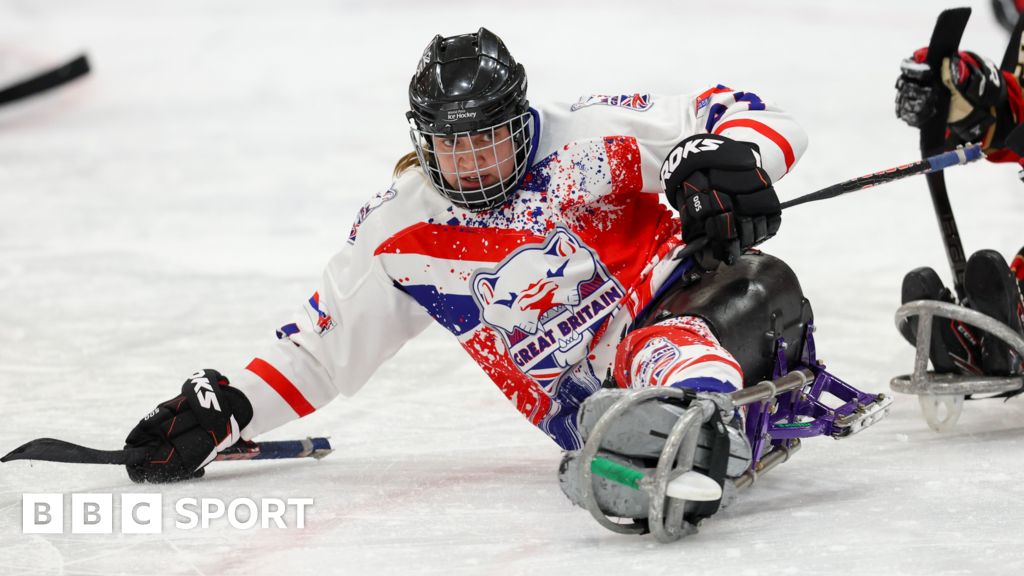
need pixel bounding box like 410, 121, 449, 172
713, 118, 796, 172
374, 222, 544, 260
245, 358, 316, 417
672, 352, 744, 377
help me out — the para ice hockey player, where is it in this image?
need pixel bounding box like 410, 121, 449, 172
894, 40, 1024, 377
123, 28, 809, 525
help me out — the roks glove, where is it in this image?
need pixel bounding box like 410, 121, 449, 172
895, 48, 1008, 144
124, 369, 253, 483
660, 134, 780, 266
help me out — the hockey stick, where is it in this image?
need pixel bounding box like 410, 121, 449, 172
779, 143, 983, 209
999, 8, 1024, 82
919, 7, 972, 301
1001, 13, 1024, 159
0, 436, 333, 465
674, 143, 985, 261
0, 54, 91, 108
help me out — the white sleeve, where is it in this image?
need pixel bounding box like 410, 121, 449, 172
691, 85, 808, 183
538, 87, 807, 192
231, 191, 434, 439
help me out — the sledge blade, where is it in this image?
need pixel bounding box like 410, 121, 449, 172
665, 470, 723, 502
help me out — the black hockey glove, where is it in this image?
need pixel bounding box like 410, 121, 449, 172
124, 369, 253, 483
660, 134, 780, 266
895, 49, 1009, 144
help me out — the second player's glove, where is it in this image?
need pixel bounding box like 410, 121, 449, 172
124, 369, 253, 483
660, 134, 780, 266
895, 48, 1008, 144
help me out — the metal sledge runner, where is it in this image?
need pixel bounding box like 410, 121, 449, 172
564, 322, 892, 543
891, 301, 1024, 432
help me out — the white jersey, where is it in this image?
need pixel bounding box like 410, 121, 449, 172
230, 86, 808, 449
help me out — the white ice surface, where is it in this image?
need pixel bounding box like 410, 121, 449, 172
2, 1, 1024, 574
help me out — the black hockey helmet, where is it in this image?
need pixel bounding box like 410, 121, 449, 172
407, 28, 535, 212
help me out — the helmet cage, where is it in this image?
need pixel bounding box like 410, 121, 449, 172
409, 110, 535, 212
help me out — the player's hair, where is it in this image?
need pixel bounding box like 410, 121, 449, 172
393, 151, 421, 179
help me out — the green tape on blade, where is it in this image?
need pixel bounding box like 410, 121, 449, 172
591, 457, 644, 490
775, 421, 813, 428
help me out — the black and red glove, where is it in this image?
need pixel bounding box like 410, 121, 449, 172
660, 134, 780, 266
124, 369, 253, 483
895, 48, 1014, 146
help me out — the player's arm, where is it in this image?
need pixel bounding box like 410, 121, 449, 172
122, 187, 432, 483
658, 87, 809, 265
229, 251, 432, 440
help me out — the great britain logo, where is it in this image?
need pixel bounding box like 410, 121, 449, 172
470, 227, 624, 391
570, 93, 653, 112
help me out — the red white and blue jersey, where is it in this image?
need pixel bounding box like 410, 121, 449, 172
231, 87, 807, 449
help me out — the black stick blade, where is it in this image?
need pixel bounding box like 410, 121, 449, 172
0, 54, 91, 107
1000, 9, 1024, 73
1, 438, 143, 465
921, 8, 972, 156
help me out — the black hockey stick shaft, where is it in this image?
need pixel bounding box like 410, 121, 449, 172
920, 7, 972, 301
1001, 13, 1024, 157
1, 436, 332, 465
675, 143, 984, 262
779, 144, 982, 210
998, 8, 1024, 73
0, 54, 91, 107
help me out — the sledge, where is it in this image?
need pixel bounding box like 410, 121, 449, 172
890, 301, 1024, 431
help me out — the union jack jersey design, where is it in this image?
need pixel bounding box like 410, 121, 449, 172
305, 292, 336, 336
571, 92, 653, 112
230, 88, 808, 449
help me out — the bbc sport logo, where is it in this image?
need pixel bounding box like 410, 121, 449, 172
22, 493, 313, 534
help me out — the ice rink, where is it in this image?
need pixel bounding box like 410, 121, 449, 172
2, 0, 1024, 574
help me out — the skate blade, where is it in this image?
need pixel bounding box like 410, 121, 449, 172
665, 470, 722, 502
918, 394, 964, 433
